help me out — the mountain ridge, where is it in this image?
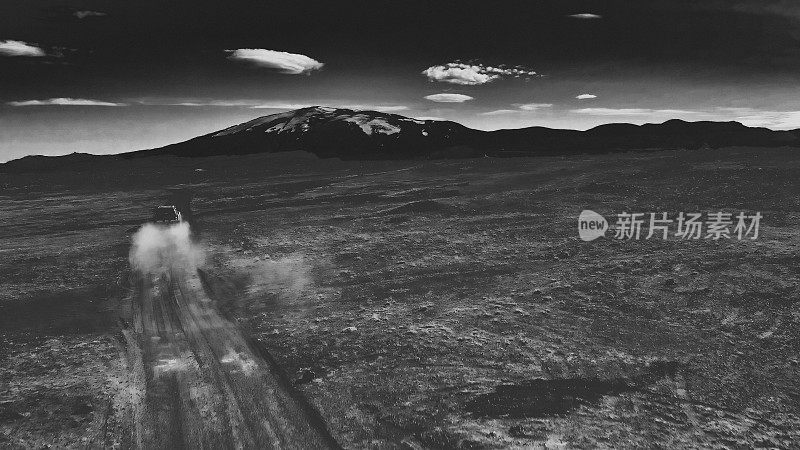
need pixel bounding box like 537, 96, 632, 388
4, 107, 800, 172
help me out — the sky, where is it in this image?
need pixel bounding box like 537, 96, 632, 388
4, 0, 800, 161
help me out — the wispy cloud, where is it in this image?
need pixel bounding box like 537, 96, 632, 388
571, 108, 697, 116
480, 103, 552, 115
568, 13, 602, 19
716, 107, 800, 129
226, 49, 323, 74
727, 1, 800, 20
569, 106, 800, 129
361, 105, 408, 112
175, 101, 251, 107
8, 98, 127, 106
140, 99, 262, 107
251, 102, 407, 112
0, 40, 45, 57
250, 102, 317, 109
424, 93, 474, 103
340, 103, 408, 112
414, 116, 447, 121
517, 103, 553, 111
141, 99, 407, 112
74, 11, 107, 19
423, 62, 539, 85
576, 94, 597, 100
480, 109, 519, 116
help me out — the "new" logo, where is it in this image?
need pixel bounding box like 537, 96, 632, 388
578, 210, 608, 241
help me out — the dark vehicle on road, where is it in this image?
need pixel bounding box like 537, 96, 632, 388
152, 205, 182, 223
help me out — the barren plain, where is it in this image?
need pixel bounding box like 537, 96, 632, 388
1, 147, 799, 448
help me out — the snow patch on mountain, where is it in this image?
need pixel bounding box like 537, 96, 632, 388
399, 117, 427, 125
212, 111, 294, 137
344, 115, 402, 135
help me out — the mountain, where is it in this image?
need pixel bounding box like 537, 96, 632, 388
123, 107, 800, 161
4, 107, 800, 172
124, 106, 480, 160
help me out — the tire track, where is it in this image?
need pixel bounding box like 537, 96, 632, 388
131, 265, 339, 449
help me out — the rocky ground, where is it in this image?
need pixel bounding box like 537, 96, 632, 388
0, 189, 147, 448
1, 147, 799, 448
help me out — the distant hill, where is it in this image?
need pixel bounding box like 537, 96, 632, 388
479, 119, 800, 156
1, 152, 123, 174
4, 106, 800, 172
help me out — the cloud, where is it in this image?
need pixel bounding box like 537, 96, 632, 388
726, 1, 800, 20
567, 106, 800, 129
251, 102, 317, 109
337, 104, 408, 112
226, 49, 323, 74
571, 108, 697, 116
173, 101, 252, 107
480, 109, 519, 116
576, 94, 597, 100
0, 40, 45, 57
414, 116, 447, 121
363, 105, 408, 112
8, 98, 127, 106
568, 13, 603, 19
250, 102, 407, 112
424, 93, 474, 103
423, 64, 496, 85
516, 103, 553, 110
480, 103, 552, 115
74, 11, 107, 19
142, 100, 306, 109
716, 107, 800, 129
140, 99, 263, 107
139, 98, 409, 113
423, 62, 539, 85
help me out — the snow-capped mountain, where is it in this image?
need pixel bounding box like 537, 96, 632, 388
212, 107, 409, 137
151, 106, 479, 159
141, 107, 800, 161
7, 107, 800, 172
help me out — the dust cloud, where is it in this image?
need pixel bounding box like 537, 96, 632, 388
129, 222, 205, 274
225, 254, 312, 304
248, 256, 310, 301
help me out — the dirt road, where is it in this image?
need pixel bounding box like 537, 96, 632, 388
127, 262, 338, 449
